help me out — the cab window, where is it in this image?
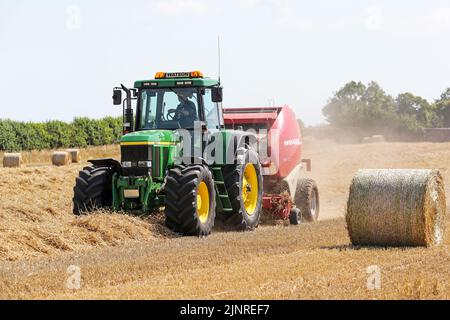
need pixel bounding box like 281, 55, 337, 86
203, 88, 221, 130
138, 88, 200, 130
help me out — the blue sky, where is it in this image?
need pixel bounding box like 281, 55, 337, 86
0, 0, 449, 125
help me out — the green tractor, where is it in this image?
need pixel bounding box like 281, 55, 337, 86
73, 71, 263, 236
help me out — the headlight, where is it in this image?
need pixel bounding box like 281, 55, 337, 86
122, 161, 133, 168
138, 161, 152, 168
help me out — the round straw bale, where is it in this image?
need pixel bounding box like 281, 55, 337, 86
66, 149, 81, 163
346, 169, 446, 247
371, 135, 386, 143
52, 151, 71, 166
362, 135, 386, 144
3, 153, 23, 168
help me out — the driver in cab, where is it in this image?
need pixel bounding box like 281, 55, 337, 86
171, 90, 198, 128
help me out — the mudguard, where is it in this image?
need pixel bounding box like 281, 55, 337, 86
88, 158, 122, 174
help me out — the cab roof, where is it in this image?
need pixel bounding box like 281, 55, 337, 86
134, 71, 219, 89
134, 78, 219, 89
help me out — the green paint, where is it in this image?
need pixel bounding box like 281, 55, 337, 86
134, 78, 219, 89
211, 167, 233, 213
112, 174, 163, 212
120, 130, 177, 144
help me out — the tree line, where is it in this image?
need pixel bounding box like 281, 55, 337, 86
0, 117, 123, 152
322, 82, 450, 138
2, 82, 450, 151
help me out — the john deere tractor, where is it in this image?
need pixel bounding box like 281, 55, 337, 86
73, 71, 263, 236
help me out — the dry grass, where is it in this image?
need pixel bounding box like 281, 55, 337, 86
0, 140, 449, 299
0, 145, 169, 262
0, 218, 448, 300
0, 164, 174, 262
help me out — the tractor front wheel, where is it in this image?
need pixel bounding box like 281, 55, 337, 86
164, 165, 216, 236
73, 166, 114, 215
219, 149, 263, 231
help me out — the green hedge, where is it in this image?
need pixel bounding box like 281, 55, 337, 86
0, 117, 122, 152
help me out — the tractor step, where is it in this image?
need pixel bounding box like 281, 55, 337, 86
211, 167, 233, 213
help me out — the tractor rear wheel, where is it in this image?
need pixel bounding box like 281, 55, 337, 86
73, 166, 114, 215
294, 178, 320, 222
219, 149, 263, 231
164, 164, 216, 236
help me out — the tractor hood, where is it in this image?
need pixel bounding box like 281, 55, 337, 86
120, 130, 178, 146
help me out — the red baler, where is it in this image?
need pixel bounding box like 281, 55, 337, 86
224, 106, 319, 224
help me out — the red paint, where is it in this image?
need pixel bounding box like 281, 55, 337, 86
263, 195, 292, 220
223, 112, 278, 123
224, 105, 303, 179
224, 106, 304, 221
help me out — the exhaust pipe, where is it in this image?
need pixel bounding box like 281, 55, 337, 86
121, 84, 134, 134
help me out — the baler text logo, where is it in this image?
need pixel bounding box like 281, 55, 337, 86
284, 139, 302, 147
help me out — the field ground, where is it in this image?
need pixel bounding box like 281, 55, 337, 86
0, 138, 449, 299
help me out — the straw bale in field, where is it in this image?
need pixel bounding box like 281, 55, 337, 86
66, 149, 81, 163
3, 153, 23, 168
52, 152, 71, 166
346, 169, 446, 247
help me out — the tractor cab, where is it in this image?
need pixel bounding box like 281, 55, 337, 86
113, 71, 224, 135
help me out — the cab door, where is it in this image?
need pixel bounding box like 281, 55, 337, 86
202, 88, 224, 165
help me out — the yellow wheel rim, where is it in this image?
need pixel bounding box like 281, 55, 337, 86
197, 181, 210, 224
242, 163, 259, 216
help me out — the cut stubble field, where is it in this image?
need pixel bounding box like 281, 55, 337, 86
0, 138, 449, 299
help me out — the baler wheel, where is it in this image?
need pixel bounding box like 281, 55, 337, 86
73, 166, 114, 215
289, 208, 301, 225
218, 149, 263, 231
295, 179, 320, 222
164, 164, 216, 236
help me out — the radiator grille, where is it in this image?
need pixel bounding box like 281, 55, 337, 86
121, 145, 152, 176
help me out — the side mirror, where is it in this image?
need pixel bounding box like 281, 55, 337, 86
113, 89, 122, 105
212, 87, 223, 103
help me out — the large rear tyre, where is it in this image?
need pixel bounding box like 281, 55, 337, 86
218, 149, 263, 231
73, 166, 114, 215
295, 178, 320, 222
164, 165, 216, 236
